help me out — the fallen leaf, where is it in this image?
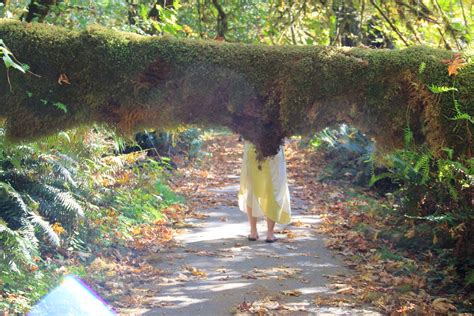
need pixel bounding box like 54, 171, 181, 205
432, 298, 457, 313
186, 266, 208, 278
281, 289, 302, 297
445, 54, 467, 76
335, 286, 354, 294
58, 73, 70, 85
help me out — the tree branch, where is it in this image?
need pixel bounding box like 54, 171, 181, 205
370, 0, 409, 47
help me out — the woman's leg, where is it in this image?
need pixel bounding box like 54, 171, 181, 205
246, 206, 258, 239
266, 218, 276, 240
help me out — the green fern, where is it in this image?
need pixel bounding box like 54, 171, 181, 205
0, 141, 86, 274
428, 84, 458, 93
368, 171, 393, 186
403, 126, 414, 149
28, 211, 60, 247
451, 100, 474, 124
0, 182, 61, 247
0, 220, 37, 272
414, 153, 432, 184
39, 154, 78, 188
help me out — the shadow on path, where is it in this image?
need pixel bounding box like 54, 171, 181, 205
138, 183, 380, 315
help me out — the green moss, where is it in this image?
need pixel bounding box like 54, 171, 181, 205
0, 19, 471, 158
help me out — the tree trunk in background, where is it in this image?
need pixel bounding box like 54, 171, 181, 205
211, 0, 227, 40
0, 20, 472, 158
22, 0, 57, 22
332, 0, 361, 47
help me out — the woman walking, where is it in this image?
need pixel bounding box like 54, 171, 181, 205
238, 141, 291, 243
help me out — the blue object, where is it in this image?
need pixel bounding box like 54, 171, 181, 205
28, 275, 115, 316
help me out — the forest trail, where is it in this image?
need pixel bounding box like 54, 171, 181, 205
115, 135, 379, 315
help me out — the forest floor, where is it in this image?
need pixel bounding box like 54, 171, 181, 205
116, 134, 379, 315
91, 134, 462, 315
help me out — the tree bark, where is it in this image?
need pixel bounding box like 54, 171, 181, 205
211, 0, 227, 40
0, 19, 472, 158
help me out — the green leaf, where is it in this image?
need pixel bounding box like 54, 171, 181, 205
58, 131, 70, 143
428, 85, 457, 93
53, 102, 68, 113
2, 54, 26, 73
442, 147, 453, 159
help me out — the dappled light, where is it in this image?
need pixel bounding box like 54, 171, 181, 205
0, 1, 472, 315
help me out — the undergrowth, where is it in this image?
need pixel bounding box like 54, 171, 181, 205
0, 125, 197, 313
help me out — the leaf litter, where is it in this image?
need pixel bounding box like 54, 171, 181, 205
90, 134, 470, 314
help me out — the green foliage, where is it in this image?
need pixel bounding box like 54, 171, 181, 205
0, 128, 87, 271
0, 37, 31, 92
0, 257, 63, 313
0, 0, 471, 48
0, 39, 28, 73
0, 219, 37, 272
304, 124, 376, 186
173, 128, 203, 159
378, 246, 403, 262
0, 0, 471, 311
428, 84, 458, 93
0, 124, 191, 313
370, 126, 473, 258
466, 270, 474, 286
452, 99, 474, 124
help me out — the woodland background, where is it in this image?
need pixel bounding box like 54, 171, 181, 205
0, 0, 472, 314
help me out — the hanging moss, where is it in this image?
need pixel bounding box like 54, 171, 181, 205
0, 19, 472, 158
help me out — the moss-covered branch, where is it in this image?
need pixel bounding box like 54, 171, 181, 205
0, 19, 472, 157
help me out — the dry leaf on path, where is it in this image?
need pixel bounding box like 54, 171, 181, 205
281, 289, 303, 297
431, 298, 457, 313
185, 266, 208, 278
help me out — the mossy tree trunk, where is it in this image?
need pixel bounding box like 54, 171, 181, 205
0, 20, 472, 157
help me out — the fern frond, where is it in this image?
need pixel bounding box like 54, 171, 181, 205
31, 184, 84, 225
414, 153, 432, 184
0, 220, 37, 272
0, 181, 31, 229
0, 182, 29, 213
403, 127, 414, 149
39, 155, 77, 188
451, 100, 474, 124
447, 183, 459, 201
369, 172, 394, 186
28, 211, 60, 247
428, 85, 457, 93
53, 189, 84, 217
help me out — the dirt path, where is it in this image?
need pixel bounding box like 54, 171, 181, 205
117, 135, 380, 315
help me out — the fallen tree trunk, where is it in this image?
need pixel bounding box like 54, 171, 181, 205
0, 19, 472, 157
